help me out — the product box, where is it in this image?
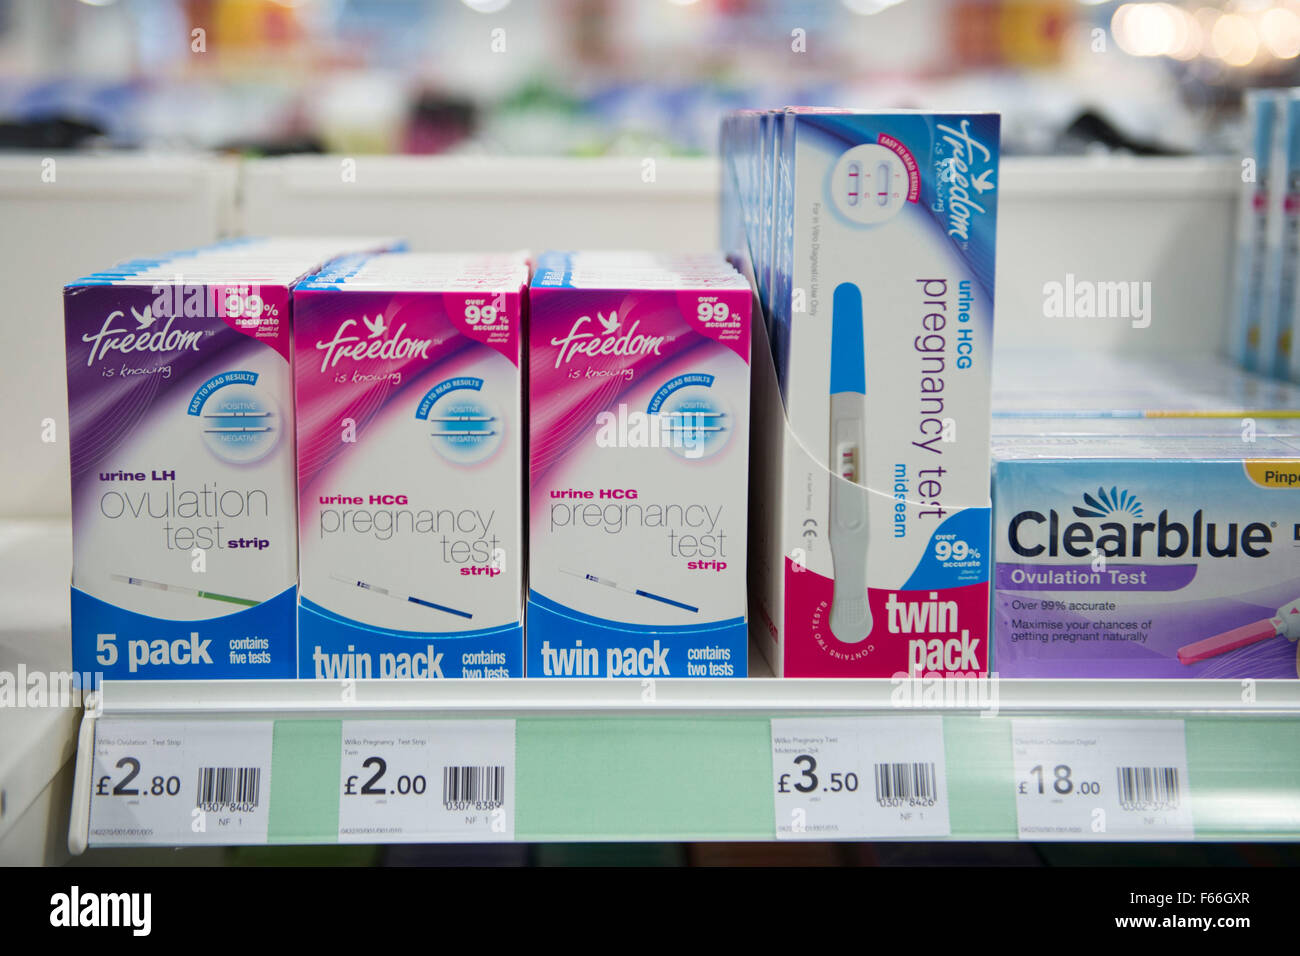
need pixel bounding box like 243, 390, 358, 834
527, 251, 751, 677
1233, 89, 1281, 371
993, 350, 1300, 418
746, 109, 1000, 677
992, 435, 1300, 678
993, 416, 1300, 438
64, 236, 398, 680
293, 252, 527, 679
1264, 91, 1300, 380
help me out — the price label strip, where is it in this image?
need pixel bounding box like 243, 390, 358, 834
338, 719, 515, 843
1012, 718, 1193, 841
89, 719, 274, 846
771, 717, 950, 840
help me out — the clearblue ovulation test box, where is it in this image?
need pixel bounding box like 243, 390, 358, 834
993, 436, 1300, 678
747, 109, 1000, 677
293, 253, 527, 679
527, 252, 751, 677
65, 236, 397, 679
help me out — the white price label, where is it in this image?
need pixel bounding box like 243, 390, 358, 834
1012, 719, 1193, 841
771, 717, 950, 839
89, 719, 273, 845
337, 720, 515, 843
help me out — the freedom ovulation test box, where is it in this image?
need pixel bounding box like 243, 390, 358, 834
293, 253, 527, 678
745, 109, 1000, 677
528, 252, 751, 677
993, 436, 1300, 678
65, 237, 396, 679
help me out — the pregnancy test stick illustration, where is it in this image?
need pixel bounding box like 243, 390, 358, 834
427, 415, 496, 423
1177, 598, 1300, 664
330, 571, 472, 619
828, 281, 871, 644
205, 426, 271, 433
560, 567, 698, 613
202, 411, 270, 418
111, 573, 257, 607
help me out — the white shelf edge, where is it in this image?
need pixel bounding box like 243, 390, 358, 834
90, 677, 1300, 717
66, 700, 97, 857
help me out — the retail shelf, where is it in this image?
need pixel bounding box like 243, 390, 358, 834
0, 521, 81, 864
68, 677, 1300, 849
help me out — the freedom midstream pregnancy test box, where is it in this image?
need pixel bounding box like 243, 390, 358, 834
745, 109, 1000, 677
293, 253, 527, 679
527, 252, 751, 677
993, 435, 1300, 679
64, 237, 397, 680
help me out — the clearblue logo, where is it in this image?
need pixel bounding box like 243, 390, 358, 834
1073, 486, 1144, 519
1008, 488, 1272, 560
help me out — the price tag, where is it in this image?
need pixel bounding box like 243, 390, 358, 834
337, 720, 515, 843
89, 719, 273, 845
771, 717, 950, 839
1012, 719, 1193, 841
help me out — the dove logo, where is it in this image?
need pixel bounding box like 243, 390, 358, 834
82, 308, 205, 366
315, 317, 433, 372
935, 119, 995, 242
549, 311, 665, 368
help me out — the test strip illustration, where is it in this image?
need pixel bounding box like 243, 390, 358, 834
1177, 598, 1300, 664
561, 568, 699, 613
330, 571, 473, 619
827, 281, 872, 644
111, 573, 258, 607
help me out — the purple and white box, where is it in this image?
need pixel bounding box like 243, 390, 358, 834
64, 237, 395, 680
993, 435, 1300, 678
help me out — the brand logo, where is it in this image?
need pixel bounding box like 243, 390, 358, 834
315, 317, 433, 372
83, 307, 204, 366
550, 311, 665, 367
1009, 488, 1271, 559
49, 886, 151, 936
1072, 486, 1144, 519
935, 119, 995, 242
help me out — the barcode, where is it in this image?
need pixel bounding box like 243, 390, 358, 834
196, 766, 261, 810
874, 761, 938, 807
1116, 766, 1180, 811
442, 765, 504, 807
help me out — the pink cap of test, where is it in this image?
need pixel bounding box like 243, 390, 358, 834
1177, 618, 1279, 665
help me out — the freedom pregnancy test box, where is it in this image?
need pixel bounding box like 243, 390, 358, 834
993, 436, 1300, 679
293, 253, 527, 679
64, 237, 397, 680
746, 109, 1000, 677
528, 252, 751, 678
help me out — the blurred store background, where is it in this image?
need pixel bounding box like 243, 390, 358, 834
0, 1, 1271, 517
2, 0, 1299, 158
